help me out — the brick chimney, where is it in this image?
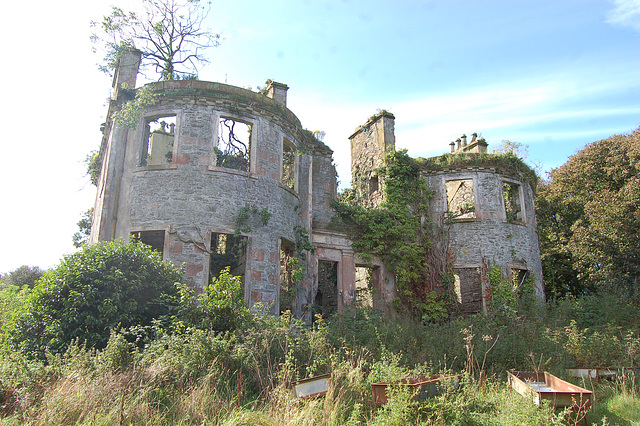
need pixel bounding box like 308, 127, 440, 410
264, 80, 289, 107
112, 49, 142, 100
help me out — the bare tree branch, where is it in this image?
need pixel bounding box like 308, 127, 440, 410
91, 0, 220, 81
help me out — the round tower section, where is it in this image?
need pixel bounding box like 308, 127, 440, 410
422, 165, 544, 315
92, 79, 323, 311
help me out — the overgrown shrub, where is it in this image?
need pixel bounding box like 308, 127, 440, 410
6, 240, 182, 360
0, 285, 638, 424
175, 266, 251, 333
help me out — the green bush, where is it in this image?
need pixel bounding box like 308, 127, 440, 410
6, 240, 183, 360
176, 267, 251, 333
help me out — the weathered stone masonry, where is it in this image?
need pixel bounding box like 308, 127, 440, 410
92, 51, 543, 320
349, 112, 545, 315
91, 51, 388, 318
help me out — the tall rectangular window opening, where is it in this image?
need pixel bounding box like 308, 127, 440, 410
503, 181, 523, 223
282, 139, 296, 190
131, 230, 165, 254
210, 233, 248, 283
355, 266, 374, 309
216, 117, 251, 172
446, 179, 476, 220
511, 268, 529, 291
315, 260, 338, 317
279, 239, 297, 314
453, 267, 482, 315
141, 115, 176, 166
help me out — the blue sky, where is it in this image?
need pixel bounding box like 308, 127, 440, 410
0, 0, 638, 273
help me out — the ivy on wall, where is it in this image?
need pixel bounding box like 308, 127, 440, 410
332, 149, 453, 321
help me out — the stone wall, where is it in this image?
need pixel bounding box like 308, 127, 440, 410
349, 111, 395, 205
423, 167, 545, 312
91, 63, 341, 315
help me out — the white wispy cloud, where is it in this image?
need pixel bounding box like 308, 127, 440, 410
606, 0, 640, 31
291, 70, 639, 188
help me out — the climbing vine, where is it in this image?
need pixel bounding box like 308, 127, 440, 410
332, 149, 453, 321
484, 263, 537, 320
114, 84, 158, 129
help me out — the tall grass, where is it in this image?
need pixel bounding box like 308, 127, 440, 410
0, 292, 638, 425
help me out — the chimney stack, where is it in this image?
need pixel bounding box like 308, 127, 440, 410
112, 49, 142, 100
264, 80, 289, 107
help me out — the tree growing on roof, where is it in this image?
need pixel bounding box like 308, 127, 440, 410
90, 0, 220, 81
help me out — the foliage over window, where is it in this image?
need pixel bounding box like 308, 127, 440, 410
503, 181, 523, 223
7, 240, 182, 360
332, 150, 452, 321
131, 230, 166, 253
210, 233, 247, 283
485, 265, 536, 319
280, 239, 303, 315
215, 118, 251, 172
176, 267, 251, 333
282, 140, 296, 190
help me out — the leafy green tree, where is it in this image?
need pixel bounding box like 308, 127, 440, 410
7, 240, 183, 359
0, 265, 44, 289
537, 127, 640, 298
90, 0, 220, 81
72, 208, 93, 248
569, 176, 640, 298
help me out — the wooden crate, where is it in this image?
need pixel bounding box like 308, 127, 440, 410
567, 368, 618, 379
371, 374, 461, 406
507, 371, 592, 409
292, 374, 331, 399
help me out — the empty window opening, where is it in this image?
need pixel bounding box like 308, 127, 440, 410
279, 239, 297, 314
511, 268, 530, 291
355, 266, 373, 309
131, 230, 165, 254
141, 116, 176, 166
315, 260, 338, 317
209, 233, 247, 282
446, 179, 475, 220
503, 181, 523, 223
216, 118, 251, 172
369, 176, 379, 194
282, 139, 296, 190
453, 267, 482, 315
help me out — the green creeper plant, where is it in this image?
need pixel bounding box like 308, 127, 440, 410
332, 149, 451, 321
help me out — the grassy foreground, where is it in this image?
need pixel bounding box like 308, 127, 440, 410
0, 293, 638, 425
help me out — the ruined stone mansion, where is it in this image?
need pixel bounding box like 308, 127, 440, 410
90, 51, 544, 320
